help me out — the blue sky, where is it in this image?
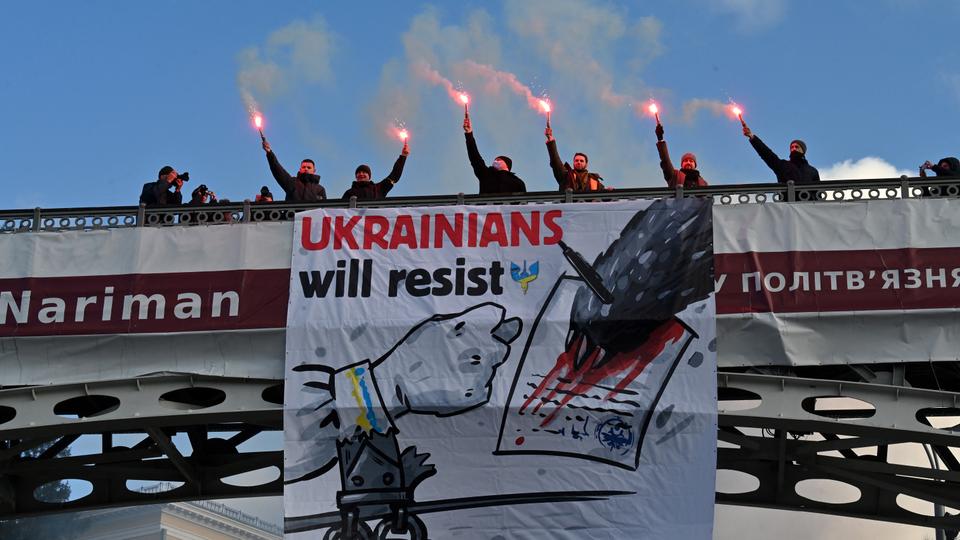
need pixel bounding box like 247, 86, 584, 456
2, 1, 958, 210
1, 1, 953, 537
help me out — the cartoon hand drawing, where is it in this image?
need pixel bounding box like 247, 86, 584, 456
287, 303, 523, 537
371, 302, 522, 418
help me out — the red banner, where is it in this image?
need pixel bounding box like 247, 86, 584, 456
0, 269, 290, 337
716, 247, 960, 314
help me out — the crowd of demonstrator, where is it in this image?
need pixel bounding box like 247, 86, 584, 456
140, 112, 960, 207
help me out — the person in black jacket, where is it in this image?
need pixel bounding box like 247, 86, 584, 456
342, 139, 409, 200
261, 138, 327, 202
918, 156, 959, 197
462, 115, 526, 194
742, 122, 820, 185
141, 165, 184, 206
919, 157, 960, 178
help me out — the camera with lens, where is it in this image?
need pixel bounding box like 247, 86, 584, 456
176, 171, 190, 182
191, 183, 213, 201
256, 185, 274, 202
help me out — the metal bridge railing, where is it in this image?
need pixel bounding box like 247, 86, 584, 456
2, 175, 959, 234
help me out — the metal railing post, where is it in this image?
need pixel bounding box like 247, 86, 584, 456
137, 203, 146, 227
901, 175, 911, 199
675, 184, 684, 199
349, 196, 358, 209
32, 207, 41, 232
457, 192, 465, 206
786, 181, 796, 203
242, 199, 252, 222
565, 188, 573, 203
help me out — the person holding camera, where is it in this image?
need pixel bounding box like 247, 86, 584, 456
140, 165, 187, 206
189, 184, 217, 205
655, 122, 708, 189
255, 186, 274, 203
342, 138, 409, 201
919, 157, 960, 178
181, 183, 224, 225
262, 138, 327, 202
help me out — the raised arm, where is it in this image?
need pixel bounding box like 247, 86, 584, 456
463, 116, 488, 180
655, 123, 678, 186
656, 145, 677, 188
379, 142, 409, 194
262, 139, 295, 195
545, 126, 566, 187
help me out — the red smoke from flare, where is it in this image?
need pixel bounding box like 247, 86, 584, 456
414, 62, 466, 107
457, 61, 551, 115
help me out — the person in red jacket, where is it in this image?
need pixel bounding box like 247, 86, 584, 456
655, 123, 708, 189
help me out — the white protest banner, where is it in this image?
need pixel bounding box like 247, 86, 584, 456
715, 199, 960, 366
284, 199, 717, 539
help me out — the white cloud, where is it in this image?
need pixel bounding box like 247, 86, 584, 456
504, 0, 663, 106
681, 98, 730, 123
819, 157, 911, 180
358, 1, 674, 195
236, 15, 337, 111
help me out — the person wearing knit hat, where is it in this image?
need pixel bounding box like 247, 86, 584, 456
655, 122, 708, 189
742, 121, 821, 188
462, 115, 526, 194
342, 138, 410, 201
919, 156, 960, 178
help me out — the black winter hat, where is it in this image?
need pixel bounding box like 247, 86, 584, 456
158, 165, 174, 179
937, 157, 960, 175
495, 155, 513, 171
355, 164, 372, 177
790, 139, 807, 155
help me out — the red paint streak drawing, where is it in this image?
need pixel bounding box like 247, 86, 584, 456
520, 320, 685, 427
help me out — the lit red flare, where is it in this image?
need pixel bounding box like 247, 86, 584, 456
459, 92, 470, 115
730, 104, 744, 124
648, 101, 660, 124
398, 129, 409, 141
253, 113, 265, 141
538, 99, 552, 127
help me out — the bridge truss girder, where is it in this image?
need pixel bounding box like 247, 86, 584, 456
1, 371, 959, 534
0, 374, 282, 518
717, 372, 960, 533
